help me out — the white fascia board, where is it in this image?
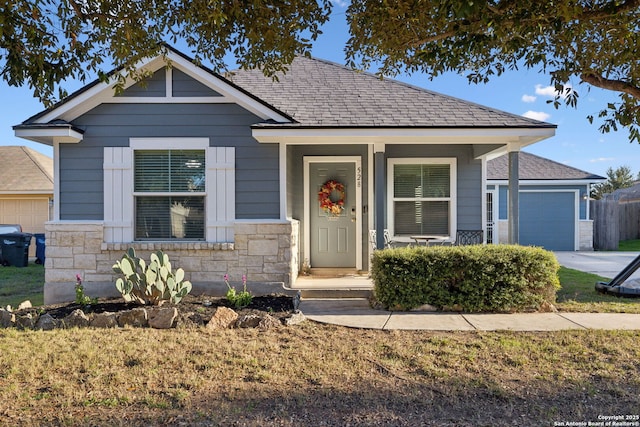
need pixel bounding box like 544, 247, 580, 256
251, 127, 556, 144
14, 128, 83, 145
34, 51, 290, 124
488, 179, 606, 185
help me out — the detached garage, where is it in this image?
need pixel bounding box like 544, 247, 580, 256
0, 146, 53, 257
487, 152, 604, 251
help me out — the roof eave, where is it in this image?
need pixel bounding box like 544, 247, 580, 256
14, 124, 84, 145
251, 126, 556, 145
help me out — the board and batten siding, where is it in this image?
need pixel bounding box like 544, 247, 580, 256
59, 102, 280, 224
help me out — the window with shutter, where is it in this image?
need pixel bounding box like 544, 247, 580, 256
103, 138, 235, 243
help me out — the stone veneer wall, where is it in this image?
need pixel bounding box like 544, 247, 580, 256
44, 220, 299, 304
578, 220, 594, 251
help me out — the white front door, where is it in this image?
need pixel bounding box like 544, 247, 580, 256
304, 157, 361, 269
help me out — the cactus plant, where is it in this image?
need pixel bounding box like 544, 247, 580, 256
112, 248, 192, 305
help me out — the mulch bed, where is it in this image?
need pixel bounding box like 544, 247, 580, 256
12, 293, 296, 328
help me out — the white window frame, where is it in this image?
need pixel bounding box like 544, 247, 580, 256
132, 143, 207, 241
103, 138, 235, 243
387, 158, 457, 242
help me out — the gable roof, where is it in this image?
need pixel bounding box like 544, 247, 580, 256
228, 56, 556, 129
487, 151, 605, 181
0, 146, 53, 193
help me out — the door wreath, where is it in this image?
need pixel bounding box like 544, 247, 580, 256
318, 179, 346, 215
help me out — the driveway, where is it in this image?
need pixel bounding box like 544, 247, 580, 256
553, 251, 640, 280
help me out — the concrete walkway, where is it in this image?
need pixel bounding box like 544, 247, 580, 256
299, 298, 640, 331
297, 251, 640, 331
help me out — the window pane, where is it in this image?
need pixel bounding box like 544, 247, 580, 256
394, 165, 422, 198
135, 196, 205, 240
135, 150, 169, 192
393, 164, 450, 198
394, 201, 449, 235
170, 150, 205, 192
134, 150, 205, 193
422, 165, 450, 198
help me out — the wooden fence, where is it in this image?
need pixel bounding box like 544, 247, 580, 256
591, 196, 640, 250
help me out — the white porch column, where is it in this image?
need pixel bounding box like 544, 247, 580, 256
507, 146, 520, 244
374, 143, 385, 249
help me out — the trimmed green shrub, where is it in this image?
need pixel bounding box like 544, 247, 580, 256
371, 245, 560, 312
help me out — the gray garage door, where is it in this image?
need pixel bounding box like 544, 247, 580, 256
519, 192, 575, 251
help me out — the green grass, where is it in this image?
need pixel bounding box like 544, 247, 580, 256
556, 266, 640, 313
618, 239, 640, 251
0, 264, 44, 308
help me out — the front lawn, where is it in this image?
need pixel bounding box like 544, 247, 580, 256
0, 325, 639, 426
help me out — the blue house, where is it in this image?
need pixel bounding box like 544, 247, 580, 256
14, 46, 556, 303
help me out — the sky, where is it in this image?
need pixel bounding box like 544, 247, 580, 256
1, 5, 639, 179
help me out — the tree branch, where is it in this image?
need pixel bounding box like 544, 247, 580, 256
406, 0, 640, 48
581, 72, 640, 100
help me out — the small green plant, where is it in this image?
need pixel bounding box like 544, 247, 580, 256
75, 274, 97, 307
224, 274, 252, 309
112, 248, 192, 305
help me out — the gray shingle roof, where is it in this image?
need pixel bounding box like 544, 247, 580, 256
487, 152, 604, 181
0, 146, 53, 192
227, 56, 556, 129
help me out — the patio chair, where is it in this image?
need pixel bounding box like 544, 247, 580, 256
453, 230, 484, 245
369, 229, 397, 250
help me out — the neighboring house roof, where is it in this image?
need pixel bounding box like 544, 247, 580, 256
487, 151, 605, 181
0, 146, 53, 193
227, 56, 556, 129
610, 181, 640, 202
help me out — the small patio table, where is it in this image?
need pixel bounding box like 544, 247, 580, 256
410, 235, 448, 246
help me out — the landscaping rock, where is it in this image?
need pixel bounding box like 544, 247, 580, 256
235, 313, 280, 330
539, 301, 558, 313
17, 301, 32, 310
15, 313, 35, 330
206, 306, 238, 330
91, 312, 118, 328
0, 309, 15, 328
148, 307, 178, 329
35, 314, 57, 331
411, 304, 439, 312
284, 311, 306, 326
63, 309, 90, 328
118, 308, 148, 328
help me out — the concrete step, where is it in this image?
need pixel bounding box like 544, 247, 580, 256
288, 273, 373, 299
307, 268, 366, 277
299, 288, 372, 299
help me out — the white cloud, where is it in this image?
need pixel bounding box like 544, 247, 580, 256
331, 0, 349, 7
522, 110, 551, 121
535, 83, 573, 99
521, 94, 536, 103
589, 157, 615, 163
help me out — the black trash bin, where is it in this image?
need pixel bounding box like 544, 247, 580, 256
0, 233, 32, 267
34, 233, 45, 264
